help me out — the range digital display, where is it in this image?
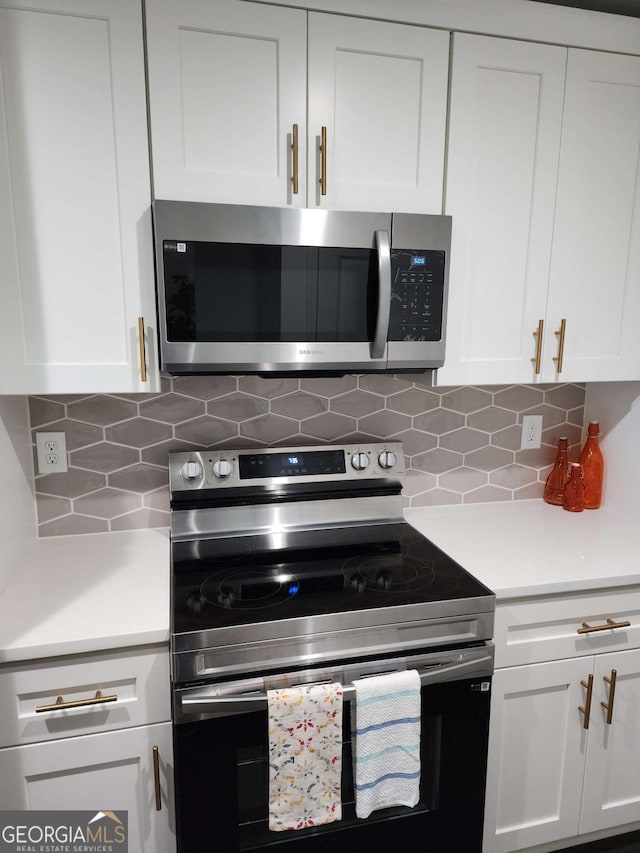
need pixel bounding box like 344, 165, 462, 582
238, 450, 346, 479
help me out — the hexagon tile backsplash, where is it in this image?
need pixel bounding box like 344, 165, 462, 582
28, 375, 585, 536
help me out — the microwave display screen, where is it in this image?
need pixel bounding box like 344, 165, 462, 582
162, 241, 377, 344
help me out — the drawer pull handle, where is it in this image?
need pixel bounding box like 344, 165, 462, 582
35, 690, 118, 713
579, 673, 594, 730
601, 669, 617, 725
153, 745, 162, 811
577, 618, 631, 635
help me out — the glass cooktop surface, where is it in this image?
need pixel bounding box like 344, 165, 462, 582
171, 522, 493, 635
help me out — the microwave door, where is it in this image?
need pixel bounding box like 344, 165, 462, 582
154, 203, 395, 373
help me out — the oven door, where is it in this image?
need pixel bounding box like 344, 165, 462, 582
173, 646, 493, 852
153, 201, 393, 373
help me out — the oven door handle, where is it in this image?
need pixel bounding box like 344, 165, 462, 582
179, 654, 493, 715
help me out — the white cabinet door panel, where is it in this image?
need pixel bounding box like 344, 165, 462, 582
146, 0, 307, 207
0, 0, 157, 393
546, 50, 640, 382
483, 659, 587, 853
0, 723, 175, 853
581, 649, 640, 834
439, 34, 566, 386
308, 13, 448, 212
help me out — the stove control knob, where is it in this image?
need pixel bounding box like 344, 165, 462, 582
213, 459, 233, 480
378, 450, 397, 469
180, 460, 203, 482
351, 452, 369, 471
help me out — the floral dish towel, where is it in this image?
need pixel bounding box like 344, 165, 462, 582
267, 682, 343, 831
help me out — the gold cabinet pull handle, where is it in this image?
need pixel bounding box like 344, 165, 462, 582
152, 745, 162, 811
291, 124, 299, 195
531, 319, 544, 375
35, 689, 118, 714
601, 669, 617, 725
553, 318, 567, 374
577, 618, 631, 635
137, 316, 148, 383
319, 126, 327, 196
579, 673, 594, 730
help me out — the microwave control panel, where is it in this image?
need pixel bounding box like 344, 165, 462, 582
388, 250, 445, 342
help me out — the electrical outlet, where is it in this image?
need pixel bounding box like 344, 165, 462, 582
520, 415, 543, 450
36, 432, 68, 474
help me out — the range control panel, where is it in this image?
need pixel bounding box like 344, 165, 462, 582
169, 442, 405, 491
388, 249, 445, 342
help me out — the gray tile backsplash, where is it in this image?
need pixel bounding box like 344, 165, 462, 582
28, 376, 585, 536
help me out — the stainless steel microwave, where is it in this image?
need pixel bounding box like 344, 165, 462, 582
152, 201, 451, 375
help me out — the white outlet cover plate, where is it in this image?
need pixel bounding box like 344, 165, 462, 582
520, 415, 543, 450
35, 431, 68, 474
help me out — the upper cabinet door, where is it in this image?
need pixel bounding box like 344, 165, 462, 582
146, 0, 307, 207
438, 33, 566, 387
545, 50, 640, 382
0, 0, 158, 394
307, 13, 449, 213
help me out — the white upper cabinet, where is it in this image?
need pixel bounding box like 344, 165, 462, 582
440, 35, 640, 386
145, 0, 307, 207
545, 50, 640, 382
145, 0, 449, 213
438, 33, 566, 386
0, 0, 159, 394
307, 13, 449, 212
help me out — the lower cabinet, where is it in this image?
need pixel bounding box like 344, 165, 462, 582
581, 649, 640, 835
484, 595, 640, 852
0, 722, 175, 853
0, 645, 175, 853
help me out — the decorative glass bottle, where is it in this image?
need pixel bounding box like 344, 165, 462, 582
543, 437, 570, 506
579, 421, 604, 509
563, 463, 585, 512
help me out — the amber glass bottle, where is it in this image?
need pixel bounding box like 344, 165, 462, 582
563, 463, 585, 512
580, 421, 604, 509
543, 437, 570, 506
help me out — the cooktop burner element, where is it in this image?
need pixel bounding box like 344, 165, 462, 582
169, 442, 495, 682
343, 553, 426, 591
202, 568, 301, 610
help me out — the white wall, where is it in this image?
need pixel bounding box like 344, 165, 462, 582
0, 396, 36, 590
584, 381, 640, 518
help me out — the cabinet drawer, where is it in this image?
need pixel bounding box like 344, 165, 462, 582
494, 588, 640, 668
0, 645, 170, 748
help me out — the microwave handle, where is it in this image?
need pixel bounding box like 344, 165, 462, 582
370, 230, 391, 359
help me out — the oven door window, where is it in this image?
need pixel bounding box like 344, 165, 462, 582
173, 676, 491, 852
162, 241, 377, 343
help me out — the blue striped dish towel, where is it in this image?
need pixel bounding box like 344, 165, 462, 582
352, 669, 421, 819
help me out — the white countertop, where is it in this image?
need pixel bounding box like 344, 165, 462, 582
405, 500, 640, 600
2, 499, 638, 664
0, 528, 170, 664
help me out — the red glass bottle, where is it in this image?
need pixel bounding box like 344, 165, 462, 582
543, 437, 570, 506
579, 421, 604, 509
563, 463, 585, 512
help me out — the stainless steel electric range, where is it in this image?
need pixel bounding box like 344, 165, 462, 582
169, 441, 495, 853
